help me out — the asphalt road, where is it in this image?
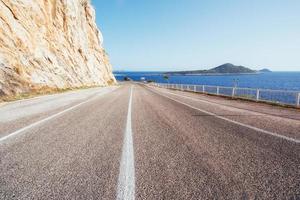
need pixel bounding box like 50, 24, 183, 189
0, 83, 299, 199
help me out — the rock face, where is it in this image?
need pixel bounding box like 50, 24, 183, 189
0, 0, 116, 97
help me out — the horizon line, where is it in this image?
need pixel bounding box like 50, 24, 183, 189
113, 69, 300, 72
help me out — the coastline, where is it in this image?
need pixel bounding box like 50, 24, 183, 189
164, 72, 261, 76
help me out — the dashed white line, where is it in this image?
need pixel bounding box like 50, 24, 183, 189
0, 88, 116, 143
117, 86, 135, 200
148, 86, 300, 144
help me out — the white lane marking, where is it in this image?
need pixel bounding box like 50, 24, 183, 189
148, 86, 300, 144
117, 86, 135, 200
0, 88, 117, 143
154, 87, 300, 122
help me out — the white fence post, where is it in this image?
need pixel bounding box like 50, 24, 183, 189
256, 89, 260, 101
153, 83, 299, 108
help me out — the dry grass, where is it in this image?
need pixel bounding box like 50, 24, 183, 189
0, 84, 112, 103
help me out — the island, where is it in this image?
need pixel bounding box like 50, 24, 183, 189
259, 68, 272, 73
165, 63, 257, 75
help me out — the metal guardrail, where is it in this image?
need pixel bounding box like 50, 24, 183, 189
152, 83, 300, 108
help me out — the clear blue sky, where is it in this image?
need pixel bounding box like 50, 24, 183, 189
92, 0, 300, 71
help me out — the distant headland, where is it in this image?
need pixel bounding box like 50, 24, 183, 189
165, 63, 271, 75
259, 68, 272, 73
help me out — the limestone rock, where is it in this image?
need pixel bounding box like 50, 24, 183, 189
0, 0, 116, 97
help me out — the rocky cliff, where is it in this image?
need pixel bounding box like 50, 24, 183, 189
0, 0, 116, 97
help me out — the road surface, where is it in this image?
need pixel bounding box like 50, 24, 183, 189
0, 83, 299, 199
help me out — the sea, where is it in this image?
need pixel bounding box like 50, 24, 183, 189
114, 71, 300, 91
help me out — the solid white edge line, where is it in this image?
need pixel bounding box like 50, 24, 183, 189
147, 86, 300, 144
0, 87, 117, 143
153, 86, 300, 122
117, 85, 135, 200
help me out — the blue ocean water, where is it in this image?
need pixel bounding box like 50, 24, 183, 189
114, 72, 300, 91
